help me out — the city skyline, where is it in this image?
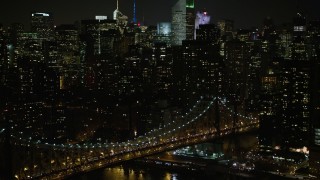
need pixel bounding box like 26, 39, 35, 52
1, 0, 320, 179
1, 0, 320, 28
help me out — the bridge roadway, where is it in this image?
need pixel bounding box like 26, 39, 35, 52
8, 97, 259, 179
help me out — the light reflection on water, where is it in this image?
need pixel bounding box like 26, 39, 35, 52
72, 165, 210, 180
103, 167, 144, 180
102, 166, 183, 180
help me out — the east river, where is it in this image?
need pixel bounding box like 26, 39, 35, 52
69, 164, 228, 180
69, 135, 261, 180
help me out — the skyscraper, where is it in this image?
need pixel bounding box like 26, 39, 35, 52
30, 12, 54, 40
157, 23, 171, 35
310, 55, 320, 174
55, 24, 81, 89
259, 57, 282, 152
196, 24, 220, 43
0, 25, 8, 81
172, 0, 186, 45
81, 19, 117, 57
186, 0, 195, 40
171, 0, 195, 45
258, 13, 311, 153
195, 11, 211, 30
217, 19, 234, 36
224, 40, 250, 99
278, 60, 311, 149
307, 20, 320, 174
154, 23, 172, 45
113, 0, 128, 33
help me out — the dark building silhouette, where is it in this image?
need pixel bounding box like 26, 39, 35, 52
30, 12, 54, 40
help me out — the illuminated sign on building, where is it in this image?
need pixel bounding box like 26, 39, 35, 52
186, 0, 194, 8
157, 22, 171, 35
294, 26, 306, 32
32, 13, 50, 17
95, 16, 108, 21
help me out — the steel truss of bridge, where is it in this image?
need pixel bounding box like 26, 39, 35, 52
2, 96, 259, 179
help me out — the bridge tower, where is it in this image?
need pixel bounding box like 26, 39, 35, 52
232, 97, 239, 133
214, 97, 221, 135
231, 93, 241, 158
206, 96, 221, 134
2, 113, 13, 179
213, 97, 223, 155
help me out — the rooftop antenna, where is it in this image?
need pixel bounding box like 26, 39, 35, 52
296, 0, 302, 14
133, 0, 137, 23
117, 0, 119, 10
142, 12, 145, 25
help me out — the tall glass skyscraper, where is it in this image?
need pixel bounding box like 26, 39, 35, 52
30, 12, 54, 40
186, 0, 195, 40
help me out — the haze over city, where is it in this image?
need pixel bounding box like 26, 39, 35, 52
1, 0, 320, 28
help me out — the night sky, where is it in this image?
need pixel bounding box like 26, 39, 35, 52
1, 0, 320, 29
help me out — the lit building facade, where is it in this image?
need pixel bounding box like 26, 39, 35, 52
277, 13, 310, 149
186, 0, 195, 40
8, 23, 24, 66
195, 11, 211, 28
18, 32, 44, 63
224, 40, 250, 99
259, 58, 282, 152
171, 40, 223, 109
278, 60, 311, 149
55, 24, 82, 89
259, 13, 312, 154
310, 57, 320, 173
81, 19, 118, 57
113, 0, 128, 33
0, 26, 8, 84
152, 42, 173, 97
196, 24, 220, 44
308, 20, 320, 174
217, 19, 234, 37
30, 12, 54, 40
157, 22, 171, 35
154, 23, 172, 45
195, 11, 211, 38
171, 0, 195, 45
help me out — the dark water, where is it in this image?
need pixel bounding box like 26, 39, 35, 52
70, 164, 288, 180
70, 164, 223, 180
